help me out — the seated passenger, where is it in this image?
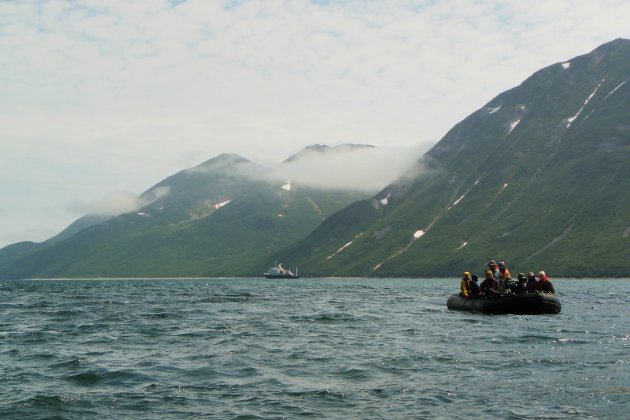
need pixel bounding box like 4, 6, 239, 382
513, 273, 527, 293
487, 260, 500, 283
460, 272, 471, 297
480, 270, 497, 296
468, 274, 480, 297
497, 261, 512, 293
536, 271, 556, 294
526, 272, 538, 291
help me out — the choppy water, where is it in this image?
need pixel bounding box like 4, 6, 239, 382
0, 278, 628, 419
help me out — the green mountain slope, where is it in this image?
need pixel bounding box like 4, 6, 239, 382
0, 151, 369, 278
0, 215, 108, 272
270, 39, 630, 278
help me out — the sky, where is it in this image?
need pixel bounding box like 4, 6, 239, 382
1, 0, 630, 248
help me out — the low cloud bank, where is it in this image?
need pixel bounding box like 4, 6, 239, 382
67, 186, 171, 216
263, 144, 431, 192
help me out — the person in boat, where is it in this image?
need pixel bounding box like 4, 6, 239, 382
536, 271, 556, 294
469, 274, 480, 297
487, 260, 500, 282
513, 273, 527, 293
526, 272, 538, 291
460, 272, 471, 297
497, 261, 512, 293
480, 269, 498, 296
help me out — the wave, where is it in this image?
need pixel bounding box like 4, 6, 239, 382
64, 368, 150, 387
198, 293, 255, 303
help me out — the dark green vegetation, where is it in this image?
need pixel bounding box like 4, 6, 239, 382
2, 39, 629, 279
0, 152, 368, 278
266, 39, 630, 278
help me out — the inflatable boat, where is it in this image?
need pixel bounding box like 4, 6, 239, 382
446, 291, 561, 315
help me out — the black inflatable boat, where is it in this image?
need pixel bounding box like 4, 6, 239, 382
446, 292, 561, 315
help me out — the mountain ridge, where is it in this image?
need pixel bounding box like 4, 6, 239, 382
0, 146, 377, 279
2, 39, 629, 278
262, 38, 630, 278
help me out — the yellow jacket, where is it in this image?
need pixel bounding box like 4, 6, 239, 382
460, 278, 469, 297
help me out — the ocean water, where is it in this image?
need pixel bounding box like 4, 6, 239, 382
0, 278, 628, 419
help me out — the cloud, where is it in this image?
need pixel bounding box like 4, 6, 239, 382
1, 0, 630, 245
66, 186, 171, 216
262, 144, 432, 192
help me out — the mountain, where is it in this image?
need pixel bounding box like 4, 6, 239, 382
283, 143, 375, 163
0, 214, 108, 272
268, 39, 630, 278
4, 40, 629, 279
0, 150, 370, 278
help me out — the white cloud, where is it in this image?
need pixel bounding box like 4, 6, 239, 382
66, 186, 171, 216
68, 187, 170, 216
264, 144, 429, 192
1, 0, 630, 246
66, 191, 146, 216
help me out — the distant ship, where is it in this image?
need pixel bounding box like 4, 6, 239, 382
264, 262, 300, 279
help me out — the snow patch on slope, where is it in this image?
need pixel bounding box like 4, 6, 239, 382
451, 179, 479, 208
453, 194, 466, 206
603, 80, 627, 100
583, 109, 596, 120
567, 79, 605, 128
212, 200, 231, 209
562, 62, 571, 69
508, 119, 521, 134
487, 105, 501, 114
380, 193, 391, 206
456, 241, 468, 250
281, 181, 292, 191
413, 229, 425, 239
325, 232, 364, 260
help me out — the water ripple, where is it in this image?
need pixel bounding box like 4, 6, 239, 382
0, 278, 627, 419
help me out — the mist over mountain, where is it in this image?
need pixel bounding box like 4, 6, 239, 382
266, 143, 429, 192
2, 39, 628, 279
0, 147, 383, 278
264, 38, 630, 278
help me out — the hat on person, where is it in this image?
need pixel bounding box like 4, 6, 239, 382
463, 272, 471, 279
471, 274, 479, 281
487, 260, 497, 267
517, 273, 526, 281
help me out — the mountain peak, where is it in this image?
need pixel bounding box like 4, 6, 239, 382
198, 153, 251, 167
276, 38, 630, 277
283, 143, 375, 163
184, 153, 264, 177
592, 37, 630, 52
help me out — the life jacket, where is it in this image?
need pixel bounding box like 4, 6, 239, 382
460, 278, 470, 297
481, 277, 496, 291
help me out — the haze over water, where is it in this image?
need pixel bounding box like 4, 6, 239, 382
1, 278, 628, 418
